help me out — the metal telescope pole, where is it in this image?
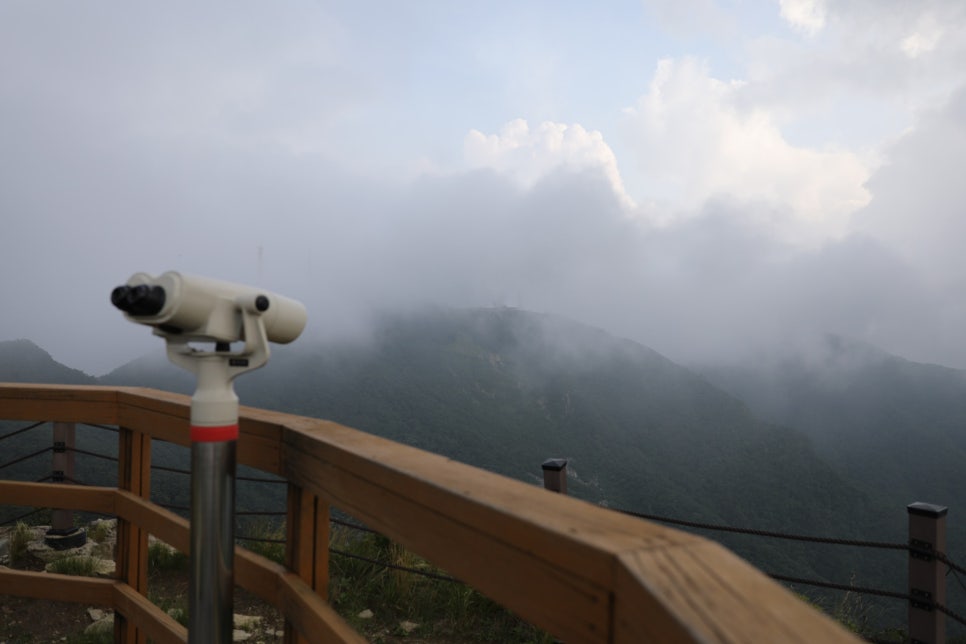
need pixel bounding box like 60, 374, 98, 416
187, 352, 243, 643
169, 320, 271, 644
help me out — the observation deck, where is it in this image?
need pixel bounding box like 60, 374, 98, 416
0, 383, 860, 643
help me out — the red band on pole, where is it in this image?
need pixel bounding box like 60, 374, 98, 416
191, 424, 239, 442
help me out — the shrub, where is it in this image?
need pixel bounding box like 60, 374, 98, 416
149, 591, 189, 627
48, 555, 100, 576
88, 519, 112, 544
147, 539, 188, 572
9, 521, 32, 565
66, 631, 114, 644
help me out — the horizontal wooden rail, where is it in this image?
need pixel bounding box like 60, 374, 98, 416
0, 384, 121, 425
0, 568, 116, 606
0, 571, 186, 643
112, 583, 187, 644
0, 383, 862, 643
0, 480, 116, 515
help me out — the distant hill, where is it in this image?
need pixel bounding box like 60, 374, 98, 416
0, 340, 101, 485
698, 334, 966, 508
0, 339, 96, 385
697, 334, 966, 632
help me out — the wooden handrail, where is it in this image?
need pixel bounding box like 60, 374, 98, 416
0, 383, 861, 643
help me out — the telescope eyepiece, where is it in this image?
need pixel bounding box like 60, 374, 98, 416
111, 284, 166, 316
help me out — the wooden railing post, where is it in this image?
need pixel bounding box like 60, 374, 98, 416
284, 483, 330, 644
542, 458, 568, 494
908, 502, 947, 644
115, 427, 152, 644
46, 422, 87, 549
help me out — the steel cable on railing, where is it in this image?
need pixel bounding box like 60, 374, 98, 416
331, 517, 380, 535
0, 507, 44, 526
937, 551, 966, 577
65, 446, 117, 463
767, 573, 911, 602
151, 464, 190, 475
25, 435, 966, 626
947, 562, 966, 598
768, 574, 966, 628
80, 423, 118, 433
935, 602, 966, 627
617, 505, 966, 630
237, 475, 286, 484
615, 507, 910, 551
215, 516, 378, 547
148, 463, 286, 485
0, 474, 53, 525
0, 421, 46, 443
236, 534, 286, 544
0, 446, 52, 471
329, 548, 461, 584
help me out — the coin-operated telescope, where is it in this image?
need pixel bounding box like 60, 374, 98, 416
112, 271, 306, 644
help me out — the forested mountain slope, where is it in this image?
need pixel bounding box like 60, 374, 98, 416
698, 335, 966, 510
100, 308, 892, 584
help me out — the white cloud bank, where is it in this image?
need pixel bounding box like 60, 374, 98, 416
4, 1, 966, 375
464, 119, 634, 208
621, 58, 872, 242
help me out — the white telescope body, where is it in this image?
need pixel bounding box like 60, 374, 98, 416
110, 270, 306, 644
112, 271, 306, 344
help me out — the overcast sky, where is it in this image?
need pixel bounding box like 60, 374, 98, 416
3, 0, 966, 375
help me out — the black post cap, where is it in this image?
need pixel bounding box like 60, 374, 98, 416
542, 458, 568, 472
908, 502, 949, 518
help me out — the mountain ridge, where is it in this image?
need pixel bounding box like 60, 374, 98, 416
0, 339, 97, 385
0, 308, 936, 629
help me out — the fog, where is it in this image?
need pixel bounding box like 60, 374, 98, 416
3, 2, 966, 375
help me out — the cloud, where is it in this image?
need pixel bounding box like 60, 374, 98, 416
778, 0, 827, 36
620, 58, 871, 241
464, 119, 633, 207
853, 86, 966, 290
2, 0, 966, 379
901, 12, 945, 59
746, 1, 966, 123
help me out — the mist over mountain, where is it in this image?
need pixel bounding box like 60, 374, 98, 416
699, 335, 966, 509
96, 308, 897, 586
7, 308, 955, 629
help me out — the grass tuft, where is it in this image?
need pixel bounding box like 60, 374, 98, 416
149, 590, 189, 627
66, 631, 114, 644
9, 521, 32, 565
88, 519, 112, 544
48, 555, 100, 577
147, 539, 188, 573
237, 518, 286, 564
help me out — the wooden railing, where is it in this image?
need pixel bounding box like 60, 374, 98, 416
0, 383, 861, 643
